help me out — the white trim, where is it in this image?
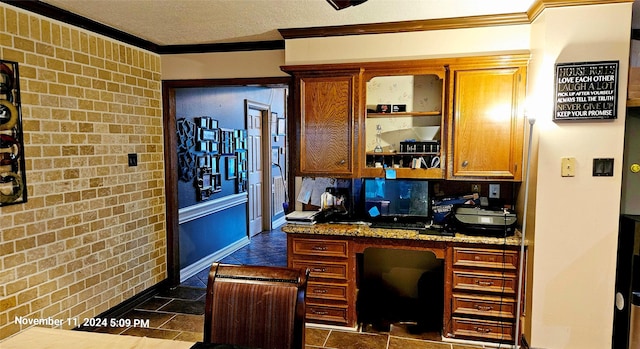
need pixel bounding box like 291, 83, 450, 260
179, 236, 250, 283
271, 215, 286, 229
178, 193, 248, 225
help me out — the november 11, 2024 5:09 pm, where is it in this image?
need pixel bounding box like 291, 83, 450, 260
14, 316, 150, 328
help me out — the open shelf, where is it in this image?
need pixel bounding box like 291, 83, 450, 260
367, 111, 441, 118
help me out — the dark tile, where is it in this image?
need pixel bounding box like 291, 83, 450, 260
388, 323, 442, 341
325, 330, 388, 349
451, 344, 485, 349
121, 309, 175, 328
389, 337, 451, 349
305, 327, 330, 346
159, 299, 205, 315
121, 327, 180, 340
135, 296, 172, 311
174, 331, 204, 342
160, 314, 205, 332
76, 325, 127, 335
158, 286, 206, 300
182, 276, 207, 288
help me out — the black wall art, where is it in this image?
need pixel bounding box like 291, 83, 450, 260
0, 60, 27, 207
177, 116, 248, 202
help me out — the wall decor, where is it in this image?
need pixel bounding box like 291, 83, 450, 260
177, 116, 223, 201
277, 117, 286, 136
226, 156, 237, 180
236, 150, 248, 193
0, 59, 27, 206
553, 60, 619, 121
271, 112, 278, 136
221, 129, 235, 155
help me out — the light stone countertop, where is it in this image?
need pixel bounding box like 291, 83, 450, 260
282, 222, 526, 246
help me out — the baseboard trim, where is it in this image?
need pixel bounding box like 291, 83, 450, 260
272, 215, 286, 229
73, 279, 169, 329
180, 236, 250, 282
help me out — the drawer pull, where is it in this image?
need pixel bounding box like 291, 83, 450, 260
313, 289, 328, 294
312, 246, 328, 251
475, 305, 493, 312
311, 267, 327, 273
475, 280, 494, 287
474, 326, 492, 333
311, 310, 328, 315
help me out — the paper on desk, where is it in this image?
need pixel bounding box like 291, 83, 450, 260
296, 177, 336, 206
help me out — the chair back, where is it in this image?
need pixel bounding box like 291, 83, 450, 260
204, 263, 309, 349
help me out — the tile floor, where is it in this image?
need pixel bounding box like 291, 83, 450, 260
79, 228, 494, 349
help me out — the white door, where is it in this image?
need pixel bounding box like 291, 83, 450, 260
245, 101, 269, 237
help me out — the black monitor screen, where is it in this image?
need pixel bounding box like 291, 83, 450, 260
363, 178, 430, 221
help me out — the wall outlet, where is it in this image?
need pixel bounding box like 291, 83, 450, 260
489, 184, 500, 198
561, 157, 576, 177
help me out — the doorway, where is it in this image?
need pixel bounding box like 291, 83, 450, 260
162, 77, 291, 286
245, 100, 271, 237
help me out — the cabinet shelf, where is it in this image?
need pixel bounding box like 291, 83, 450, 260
367, 111, 441, 118
366, 151, 439, 156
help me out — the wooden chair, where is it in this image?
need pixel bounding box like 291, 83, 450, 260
204, 263, 309, 349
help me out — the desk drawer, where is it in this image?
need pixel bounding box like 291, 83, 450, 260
306, 303, 349, 325
452, 294, 516, 320
451, 317, 513, 342
453, 247, 518, 271
291, 260, 348, 280
307, 282, 348, 302
452, 271, 517, 295
292, 238, 348, 258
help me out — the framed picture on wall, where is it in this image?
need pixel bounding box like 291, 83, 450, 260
277, 117, 286, 136
226, 156, 237, 180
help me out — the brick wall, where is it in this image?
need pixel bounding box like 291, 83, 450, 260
0, 4, 166, 339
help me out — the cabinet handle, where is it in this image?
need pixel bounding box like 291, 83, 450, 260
339, 159, 346, 165
475, 280, 494, 287
311, 310, 328, 315
474, 326, 492, 333
313, 288, 328, 294
462, 160, 468, 167
475, 305, 493, 312
312, 245, 327, 251
311, 267, 327, 273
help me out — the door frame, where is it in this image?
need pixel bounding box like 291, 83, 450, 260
245, 99, 273, 237
162, 77, 292, 286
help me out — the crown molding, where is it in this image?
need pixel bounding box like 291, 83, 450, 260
280, 0, 634, 40
527, 0, 634, 23
3, 0, 634, 53
1, 0, 284, 54
279, 13, 530, 40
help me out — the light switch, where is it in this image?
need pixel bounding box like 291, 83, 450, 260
561, 157, 576, 177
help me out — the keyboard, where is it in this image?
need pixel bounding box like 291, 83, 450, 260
369, 221, 454, 236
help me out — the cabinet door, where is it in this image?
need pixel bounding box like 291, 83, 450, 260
298, 73, 359, 176
448, 66, 526, 180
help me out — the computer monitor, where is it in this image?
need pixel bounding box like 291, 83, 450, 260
362, 178, 430, 223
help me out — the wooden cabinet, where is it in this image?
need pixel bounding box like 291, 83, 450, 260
287, 70, 362, 177
447, 60, 528, 180
282, 54, 529, 180
447, 246, 522, 344
288, 236, 356, 327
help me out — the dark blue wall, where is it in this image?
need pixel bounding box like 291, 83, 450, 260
175, 86, 287, 269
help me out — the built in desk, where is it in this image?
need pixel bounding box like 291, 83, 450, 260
283, 223, 527, 345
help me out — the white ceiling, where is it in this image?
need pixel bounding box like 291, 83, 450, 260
39, 0, 537, 46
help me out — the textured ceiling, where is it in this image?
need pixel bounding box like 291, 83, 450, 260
39, 0, 537, 46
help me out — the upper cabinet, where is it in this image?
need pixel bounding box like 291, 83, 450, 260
282, 54, 529, 181
285, 69, 362, 177
447, 58, 528, 181
362, 66, 447, 179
